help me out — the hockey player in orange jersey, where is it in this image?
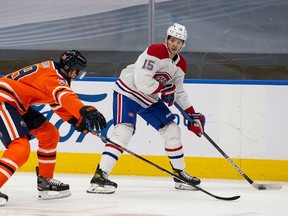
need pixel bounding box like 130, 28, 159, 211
0, 50, 107, 206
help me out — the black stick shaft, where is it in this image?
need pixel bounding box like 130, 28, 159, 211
202, 132, 254, 184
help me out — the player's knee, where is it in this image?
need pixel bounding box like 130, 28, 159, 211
160, 122, 181, 146
32, 121, 59, 149
46, 121, 60, 143
110, 123, 134, 146
16, 142, 30, 167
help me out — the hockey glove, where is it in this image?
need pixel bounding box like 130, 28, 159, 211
160, 84, 176, 106
68, 116, 89, 134
80, 106, 107, 131
187, 113, 206, 137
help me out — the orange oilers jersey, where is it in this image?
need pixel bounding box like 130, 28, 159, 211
0, 61, 84, 121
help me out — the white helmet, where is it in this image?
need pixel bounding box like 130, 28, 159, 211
166, 23, 188, 46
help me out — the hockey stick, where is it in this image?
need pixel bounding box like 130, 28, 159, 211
89, 130, 240, 201
174, 102, 282, 190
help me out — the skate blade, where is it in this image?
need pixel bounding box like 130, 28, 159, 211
38, 189, 71, 200
87, 183, 116, 194
175, 182, 199, 191
0, 197, 7, 206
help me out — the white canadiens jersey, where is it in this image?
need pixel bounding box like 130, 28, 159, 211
113, 43, 192, 109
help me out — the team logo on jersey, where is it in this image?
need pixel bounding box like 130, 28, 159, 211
153, 72, 172, 84
166, 113, 173, 119
128, 112, 135, 118
20, 121, 27, 127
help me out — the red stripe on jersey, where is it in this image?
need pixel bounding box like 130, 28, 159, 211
118, 79, 155, 104
117, 93, 122, 123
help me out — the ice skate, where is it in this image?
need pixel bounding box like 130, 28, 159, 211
36, 167, 71, 200
87, 165, 117, 194
173, 168, 201, 190
0, 192, 8, 206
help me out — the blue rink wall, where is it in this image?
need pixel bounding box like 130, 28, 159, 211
1, 78, 287, 181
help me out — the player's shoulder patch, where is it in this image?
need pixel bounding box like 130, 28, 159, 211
58, 78, 68, 85
147, 44, 169, 60
177, 54, 187, 73
41, 61, 51, 68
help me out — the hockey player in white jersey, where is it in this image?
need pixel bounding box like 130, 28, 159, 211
87, 23, 206, 194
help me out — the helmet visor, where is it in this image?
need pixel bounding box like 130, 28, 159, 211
77, 69, 86, 79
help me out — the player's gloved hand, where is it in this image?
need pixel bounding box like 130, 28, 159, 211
80, 106, 107, 131
160, 84, 176, 106
187, 113, 206, 137
68, 117, 89, 134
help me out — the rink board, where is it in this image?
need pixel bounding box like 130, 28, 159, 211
10, 151, 288, 181
1, 78, 288, 181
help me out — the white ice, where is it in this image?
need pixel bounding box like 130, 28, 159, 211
1, 172, 287, 216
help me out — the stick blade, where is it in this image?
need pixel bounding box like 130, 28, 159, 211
252, 182, 282, 190
215, 195, 241, 201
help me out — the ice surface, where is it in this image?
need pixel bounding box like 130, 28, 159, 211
1, 172, 287, 216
